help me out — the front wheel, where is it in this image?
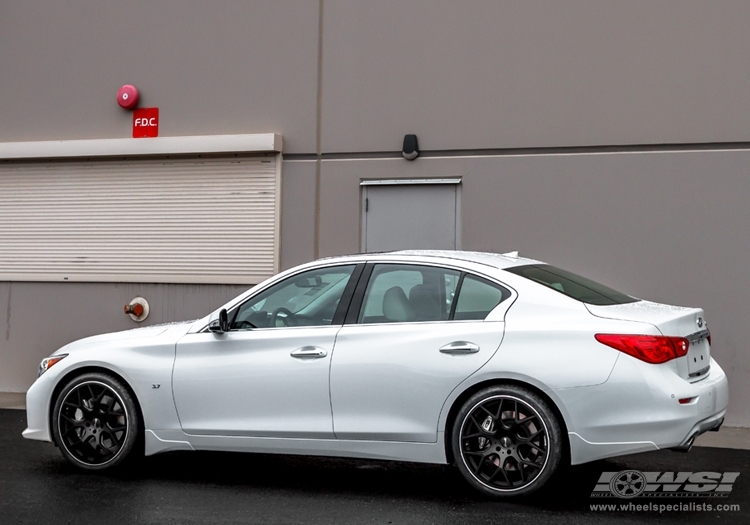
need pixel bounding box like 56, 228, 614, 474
52, 372, 140, 470
452, 385, 562, 497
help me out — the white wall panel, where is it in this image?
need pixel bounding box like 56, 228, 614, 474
0, 155, 279, 284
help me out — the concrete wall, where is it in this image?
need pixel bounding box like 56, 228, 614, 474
0, 1, 320, 152
316, 149, 750, 427
321, 0, 750, 152
0, 282, 247, 393
280, 160, 318, 268
3, 2, 750, 153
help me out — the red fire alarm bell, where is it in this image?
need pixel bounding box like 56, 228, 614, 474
133, 108, 159, 138
117, 85, 139, 109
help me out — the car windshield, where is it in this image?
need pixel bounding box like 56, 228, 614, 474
505, 264, 637, 306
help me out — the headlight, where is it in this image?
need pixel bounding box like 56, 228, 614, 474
38, 354, 67, 377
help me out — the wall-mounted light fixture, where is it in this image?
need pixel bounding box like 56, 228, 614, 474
402, 134, 419, 160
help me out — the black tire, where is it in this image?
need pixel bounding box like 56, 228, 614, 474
451, 384, 562, 497
52, 372, 140, 471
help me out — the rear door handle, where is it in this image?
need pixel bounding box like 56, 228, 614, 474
291, 346, 328, 359
439, 341, 480, 354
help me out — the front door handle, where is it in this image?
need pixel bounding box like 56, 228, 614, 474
291, 346, 328, 359
439, 341, 480, 354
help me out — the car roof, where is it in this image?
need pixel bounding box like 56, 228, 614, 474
316, 250, 543, 270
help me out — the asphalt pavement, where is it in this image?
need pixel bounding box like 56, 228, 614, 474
1, 409, 747, 525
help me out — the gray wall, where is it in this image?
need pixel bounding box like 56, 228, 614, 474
321, 0, 750, 152
3, 1, 750, 152
0, 1, 320, 152
0, 282, 247, 393
316, 149, 750, 427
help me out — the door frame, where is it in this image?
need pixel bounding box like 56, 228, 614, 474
360, 178, 462, 253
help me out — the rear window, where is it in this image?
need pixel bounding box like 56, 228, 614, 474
505, 264, 637, 306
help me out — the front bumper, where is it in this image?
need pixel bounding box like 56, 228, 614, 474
22, 372, 55, 443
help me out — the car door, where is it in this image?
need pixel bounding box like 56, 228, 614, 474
173, 263, 362, 438
329, 263, 511, 443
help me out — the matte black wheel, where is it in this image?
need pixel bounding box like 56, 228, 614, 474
452, 385, 562, 497
52, 373, 140, 470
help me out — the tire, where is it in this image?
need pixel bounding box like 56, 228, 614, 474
52, 372, 140, 471
451, 384, 562, 497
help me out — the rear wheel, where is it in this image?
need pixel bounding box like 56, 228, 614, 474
452, 385, 562, 497
52, 372, 140, 470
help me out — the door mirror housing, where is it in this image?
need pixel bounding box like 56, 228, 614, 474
208, 308, 230, 333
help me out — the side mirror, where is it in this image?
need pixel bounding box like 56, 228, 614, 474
208, 308, 230, 333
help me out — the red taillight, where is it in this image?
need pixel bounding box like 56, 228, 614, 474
595, 334, 690, 364
707, 329, 712, 346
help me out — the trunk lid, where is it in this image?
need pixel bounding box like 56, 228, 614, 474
586, 300, 710, 381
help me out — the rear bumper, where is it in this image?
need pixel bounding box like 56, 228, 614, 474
559, 356, 729, 465
670, 412, 724, 451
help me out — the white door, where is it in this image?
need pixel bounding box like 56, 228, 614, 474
361, 182, 460, 252
173, 264, 358, 438
330, 263, 509, 443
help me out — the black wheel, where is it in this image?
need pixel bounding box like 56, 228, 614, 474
452, 385, 562, 497
52, 372, 140, 470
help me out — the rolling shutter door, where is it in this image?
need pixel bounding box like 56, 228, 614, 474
0, 155, 279, 284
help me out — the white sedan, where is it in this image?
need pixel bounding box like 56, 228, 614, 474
23, 251, 729, 497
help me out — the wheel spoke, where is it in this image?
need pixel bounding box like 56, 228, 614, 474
526, 442, 546, 455
517, 458, 526, 483
94, 386, 106, 403
61, 425, 80, 437
494, 398, 504, 420
87, 384, 95, 399
477, 404, 495, 419
61, 414, 81, 426
468, 415, 484, 433
471, 455, 485, 475
486, 464, 503, 483
499, 462, 512, 487
517, 428, 543, 442
103, 429, 121, 447
105, 394, 116, 414
97, 440, 115, 457
519, 457, 542, 469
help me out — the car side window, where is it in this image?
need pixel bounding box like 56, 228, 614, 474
359, 264, 460, 323
453, 274, 509, 320
231, 265, 356, 329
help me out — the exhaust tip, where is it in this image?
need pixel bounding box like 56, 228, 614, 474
669, 433, 698, 453
709, 417, 724, 432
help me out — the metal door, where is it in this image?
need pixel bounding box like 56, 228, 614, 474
361, 180, 460, 252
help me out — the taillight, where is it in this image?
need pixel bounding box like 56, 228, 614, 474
707, 329, 712, 346
595, 334, 690, 364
